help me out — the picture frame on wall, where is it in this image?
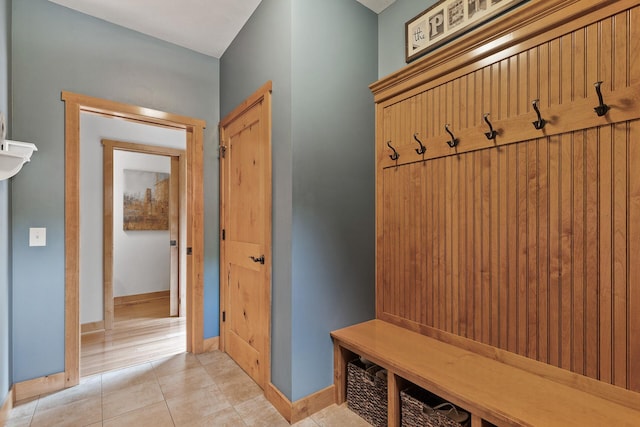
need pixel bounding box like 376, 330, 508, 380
123, 169, 170, 231
405, 0, 527, 63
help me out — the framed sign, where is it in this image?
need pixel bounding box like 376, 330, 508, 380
405, 0, 527, 63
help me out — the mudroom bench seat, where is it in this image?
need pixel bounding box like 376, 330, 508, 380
331, 320, 640, 427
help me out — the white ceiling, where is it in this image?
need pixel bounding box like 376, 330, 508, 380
47, 0, 395, 59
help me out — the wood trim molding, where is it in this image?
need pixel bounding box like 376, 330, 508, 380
102, 140, 114, 330
62, 91, 206, 389
203, 337, 220, 352
371, 0, 630, 102
219, 81, 273, 128
13, 373, 65, 402
291, 385, 335, 424
114, 291, 170, 306
265, 382, 336, 424
0, 386, 14, 424
265, 383, 292, 422
61, 92, 206, 129
81, 320, 105, 334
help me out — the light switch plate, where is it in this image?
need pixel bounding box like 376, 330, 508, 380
29, 227, 46, 247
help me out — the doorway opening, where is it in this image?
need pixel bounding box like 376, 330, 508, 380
80, 137, 187, 377
63, 92, 206, 388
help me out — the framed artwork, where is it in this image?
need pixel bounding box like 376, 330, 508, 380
123, 169, 170, 231
405, 0, 527, 63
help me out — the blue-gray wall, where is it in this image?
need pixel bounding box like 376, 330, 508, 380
10, 0, 220, 382
221, 0, 376, 401
290, 1, 376, 401
0, 0, 10, 407
378, 0, 438, 77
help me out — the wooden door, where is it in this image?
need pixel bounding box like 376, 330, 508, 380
220, 82, 272, 389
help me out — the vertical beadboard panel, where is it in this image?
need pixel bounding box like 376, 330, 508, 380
378, 6, 639, 392
628, 6, 640, 393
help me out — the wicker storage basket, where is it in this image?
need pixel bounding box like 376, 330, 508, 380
401, 386, 470, 427
346, 358, 388, 427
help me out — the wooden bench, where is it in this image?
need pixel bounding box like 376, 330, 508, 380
331, 320, 640, 427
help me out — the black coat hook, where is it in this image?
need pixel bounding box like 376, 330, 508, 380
444, 124, 458, 148
483, 113, 497, 140
594, 81, 610, 116
387, 141, 399, 161
413, 133, 426, 155
531, 99, 546, 130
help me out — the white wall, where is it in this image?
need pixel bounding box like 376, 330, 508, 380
80, 112, 185, 324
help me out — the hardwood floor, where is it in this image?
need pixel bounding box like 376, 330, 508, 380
81, 296, 186, 377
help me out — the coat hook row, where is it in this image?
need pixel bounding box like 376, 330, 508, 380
413, 133, 426, 155
386, 82, 614, 162
387, 141, 399, 161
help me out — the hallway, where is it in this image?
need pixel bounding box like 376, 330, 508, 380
81, 295, 186, 377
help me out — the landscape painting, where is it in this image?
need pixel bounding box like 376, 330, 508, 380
123, 169, 170, 231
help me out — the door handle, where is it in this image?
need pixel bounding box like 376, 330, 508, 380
250, 255, 265, 265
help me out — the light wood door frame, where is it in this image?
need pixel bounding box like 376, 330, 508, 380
62, 91, 206, 388
219, 81, 273, 388
102, 139, 186, 330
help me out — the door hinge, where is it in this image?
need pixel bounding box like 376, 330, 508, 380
221, 229, 225, 241
219, 145, 227, 158
187, 247, 192, 255
222, 311, 226, 322
170, 240, 177, 247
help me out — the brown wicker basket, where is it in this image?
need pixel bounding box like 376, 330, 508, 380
346, 358, 388, 427
401, 386, 470, 427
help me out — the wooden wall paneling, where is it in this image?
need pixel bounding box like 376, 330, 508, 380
536, 136, 549, 365
394, 165, 402, 319
572, 130, 585, 376
463, 152, 473, 338
409, 166, 417, 324
526, 138, 538, 361
612, 121, 628, 389
420, 162, 428, 328
389, 107, 397, 318
629, 118, 640, 392
480, 149, 490, 345
584, 126, 599, 381
527, 47, 539, 362
598, 124, 613, 385
374, 2, 640, 391
548, 133, 560, 368
497, 141, 508, 350
628, 5, 640, 394
558, 135, 572, 372
451, 151, 460, 336
516, 141, 527, 357
489, 64, 500, 349
427, 151, 435, 328
471, 152, 480, 342
537, 41, 551, 366
558, 30, 572, 372
612, 9, 630, 391
518, 46, 531, 360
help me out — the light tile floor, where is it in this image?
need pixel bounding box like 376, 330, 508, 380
6, 351, 372, 427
